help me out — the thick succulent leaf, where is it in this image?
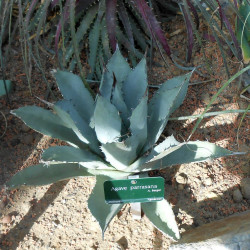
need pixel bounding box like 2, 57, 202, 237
88, 2, 105, 79
87, 169, 131, 179
154, 135, 180, 154
65, 4, 99, 63
53, 104, 99, 154
55, 0, 96, 55
129, 13, 148, 51
106, 48, 131, 83
117, 26, 142, 59
186, 0, 199, 29
142, 199, 180, 240
129, 96, 148, 151
145, 72, 192, 151
53, 71, 94, 123
101, 137, 139, 170
111, 83, 130, 128
139, 141, 238, 172
125, 135, 179, 173
99, 69, 113, 100
132, 0, 171, 57
76, 0, 97, 13
101, 17, 112, 61
11, 106, 83, 147
55, 0, 70, 56
99, 48, 131, 101
88, 17, 101, 79
117, 1, 135, 49
55, 100, 100, 154
53, 104, 87, 142
99, 69, 129, 127
180, 4, 194, 63
42, 146, 112, 170
94, 96, 121, 144
6, 163, 93, 189
88, 175, 123, 236
123, 58, 148, 111
106, 0, 117, 51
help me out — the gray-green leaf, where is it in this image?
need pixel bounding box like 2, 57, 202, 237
55, 100, 100, 154
6, 163, 93, 189
145, 72, 192, 150
142, 199, 180, 240
99, 69, 113, 100
111, 83, 130, 128
123, 58, 147, 111
42, 146, 112, 170
94, 96, 121, 144
87, 169, 131, 179
53, 71, 94, 123
101, 137, 139, 170
129, 96, 148, 152
126, 135, 180, 172
140, 141, 237, 172
106, 48, 131, 83
53, 104, 93, 146
88, 175, 123, 236
11, 106, 83, 147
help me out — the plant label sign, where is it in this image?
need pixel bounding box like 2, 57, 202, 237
104, 177, 164, 204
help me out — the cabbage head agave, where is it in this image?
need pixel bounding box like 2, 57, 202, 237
7, 49, 238, 240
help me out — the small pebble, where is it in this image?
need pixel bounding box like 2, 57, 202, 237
176, 174, 188, 184
241, 178, 250, 200
204, 177, 212, 186
232, 189, 243, 203
205, 192, 221, 200
1, 214, 12, 224
21, 124, 30, 132
23, 134, 34, 144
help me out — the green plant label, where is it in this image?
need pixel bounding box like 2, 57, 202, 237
104, 177, 164, 204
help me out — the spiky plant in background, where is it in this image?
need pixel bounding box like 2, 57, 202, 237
1, 0, 247, 84
7, 49, 240, 239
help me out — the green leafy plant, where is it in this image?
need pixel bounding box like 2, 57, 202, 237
1, 0, 246, 84
7, 49, 240, 239
14, 0, 178, 79
26, 0, 245, 73
236, 0, 250, 63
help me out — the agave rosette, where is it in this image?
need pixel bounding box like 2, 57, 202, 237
7, 49, 237, 239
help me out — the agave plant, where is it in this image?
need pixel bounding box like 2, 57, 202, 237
15, 0, 178, 79
7, 49, 239, 239
24, 0, 245, 72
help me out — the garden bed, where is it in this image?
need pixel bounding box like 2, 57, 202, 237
0, 15, 249, 249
